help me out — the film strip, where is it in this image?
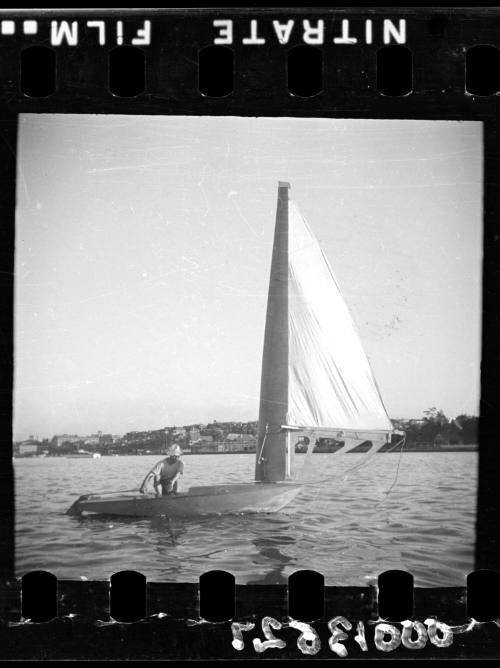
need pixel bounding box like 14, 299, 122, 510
1, 7, 499, 661
1, 570, 500, 659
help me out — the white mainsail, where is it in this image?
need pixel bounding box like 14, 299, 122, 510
256, 183, 393, 483
287, 199, 393, 438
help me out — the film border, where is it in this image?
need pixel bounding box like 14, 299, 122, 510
0, 6, 499, 660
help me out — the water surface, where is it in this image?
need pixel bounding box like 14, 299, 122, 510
15, 451, 477, 586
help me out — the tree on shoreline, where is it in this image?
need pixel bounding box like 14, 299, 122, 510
403, 408, 478, 445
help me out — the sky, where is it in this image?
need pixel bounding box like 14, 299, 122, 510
14, 114, 483, 441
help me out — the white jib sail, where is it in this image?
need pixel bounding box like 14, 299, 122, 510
287, 199, 393, 438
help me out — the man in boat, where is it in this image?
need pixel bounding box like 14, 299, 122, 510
149, 445, 184, 496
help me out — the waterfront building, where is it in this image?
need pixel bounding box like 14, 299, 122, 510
14, 438, 41, 456
51, 434, 82, 447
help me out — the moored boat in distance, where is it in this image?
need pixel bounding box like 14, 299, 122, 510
67, 181, 394, 518
65, 450, 101, 459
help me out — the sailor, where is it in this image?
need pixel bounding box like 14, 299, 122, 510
154, 445, 184, 496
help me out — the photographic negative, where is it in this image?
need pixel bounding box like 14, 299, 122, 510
13, 114, 482, 587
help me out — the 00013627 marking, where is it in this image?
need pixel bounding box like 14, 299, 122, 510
230, 616, 455, 655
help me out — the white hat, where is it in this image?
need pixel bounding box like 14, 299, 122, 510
167, 444, 182, 456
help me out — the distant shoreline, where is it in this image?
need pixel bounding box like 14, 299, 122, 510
13, 443, 478, 459
381, 443, 478, 453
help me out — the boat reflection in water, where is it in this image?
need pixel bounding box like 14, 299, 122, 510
247, 534, 296, 585
68, 507, 300, 584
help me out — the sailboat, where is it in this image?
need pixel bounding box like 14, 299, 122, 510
67, 182, 393, 517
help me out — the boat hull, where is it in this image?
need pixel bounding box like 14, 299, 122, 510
67, 482, 301, 518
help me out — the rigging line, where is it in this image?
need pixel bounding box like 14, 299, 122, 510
296, 437, 406, 489
298, 474, 357, 488
256, 425, 269, 464
297, 439, 363, 485
374, 435, 406, 509
337, 442, 383, 479
256, 423, 283, 464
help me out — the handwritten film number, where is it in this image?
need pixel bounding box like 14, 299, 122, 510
231, 616, 453, 655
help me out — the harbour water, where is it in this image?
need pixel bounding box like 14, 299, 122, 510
14, 451, 477, 586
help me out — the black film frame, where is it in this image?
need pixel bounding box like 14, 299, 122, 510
0, 7, 499, 660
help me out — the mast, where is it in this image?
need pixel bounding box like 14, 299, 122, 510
255, 182, 290, 482
255, 181, 393, 482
